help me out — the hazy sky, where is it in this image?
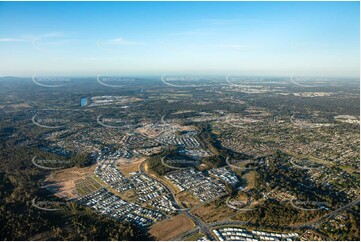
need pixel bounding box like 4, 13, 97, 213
0, 1, 359, 77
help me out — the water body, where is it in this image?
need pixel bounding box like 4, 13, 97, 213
80, 96, 88, 107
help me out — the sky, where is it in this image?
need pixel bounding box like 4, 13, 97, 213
0, 1, 359, 77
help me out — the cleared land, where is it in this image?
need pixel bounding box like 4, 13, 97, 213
44, 164, 97, 199
149, 214, 195, 240
243, 170, 257, 189
117, 157, 145, 177
176, 192, 200, 208
192, 201, 235, 223
75, 175, 102, 196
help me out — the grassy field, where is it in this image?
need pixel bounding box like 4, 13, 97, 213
185, 233, 206, 241
192, 200, 235, 223
176, 192, 200, 208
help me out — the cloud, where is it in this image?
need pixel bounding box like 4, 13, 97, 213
97, 37, 141, 48
109, 37, 140, 45
0, 37, 32, 43
31, 32, 76, 52
0, 37, 30, 42
0, 32, 74, 53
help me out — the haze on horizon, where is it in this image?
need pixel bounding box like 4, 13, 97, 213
0, 1, 359, 78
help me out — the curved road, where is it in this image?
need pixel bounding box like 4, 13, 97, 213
140, 159, 215, 240
140, 159, 360, 241
175, 197, 360, 240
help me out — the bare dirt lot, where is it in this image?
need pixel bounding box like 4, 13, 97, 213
44, 164, 97, 199
117, 157, 145, 177
243, 170, 257, 189
149, 214, 194, 240
136, 127, 164, 138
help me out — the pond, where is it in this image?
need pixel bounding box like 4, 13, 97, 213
80, 96, 88, 107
